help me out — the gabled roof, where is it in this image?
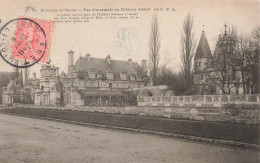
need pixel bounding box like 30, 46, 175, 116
7, 80, 16, 90
60, 71, 67, 78
195, 31, 212, 60
74, 56, 141, 77
138, 89, 152, 97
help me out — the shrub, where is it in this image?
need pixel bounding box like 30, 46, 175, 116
224, 104, 242, 116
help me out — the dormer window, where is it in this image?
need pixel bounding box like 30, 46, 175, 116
89, 69, 96, 79
120, 72, 127, 80
106, 71, 114, 80
97, 72, 102, 79
130, 74, 135, 81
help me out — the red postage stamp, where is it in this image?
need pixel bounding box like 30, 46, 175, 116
12, 17, 53, 63
0, 17, 52, 68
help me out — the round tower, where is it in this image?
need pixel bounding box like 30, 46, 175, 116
194, 30, 213, 94
194, 31, 213, 73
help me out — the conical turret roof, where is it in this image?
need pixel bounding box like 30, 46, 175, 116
194, 31, 212, 59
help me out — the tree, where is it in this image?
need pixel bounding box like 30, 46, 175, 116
252, 25, 260, 43
173, 72, 196, 95
148, 15, 160, 86
135, 66, 149, 86
180, 13, 196, 90
233, 34, 256, 94
214, 39, 237, 94
251, 26, 260, 93
207, 27, 239, 94
157, 67, 175, 89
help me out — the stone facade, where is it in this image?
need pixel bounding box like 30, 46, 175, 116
2, 70, 39, 105
34, 51, 147, 106
137, 94, 260, 107
34, 63, 61, 106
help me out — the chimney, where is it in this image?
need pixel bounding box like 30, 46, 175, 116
86, 53, 91, 61
33, 72, 36, 80
141, 59, 147, 73
106, 54, 111, 64
128, 58, 132, 65
68, 50, 74, 67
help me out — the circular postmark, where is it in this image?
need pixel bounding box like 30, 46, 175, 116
0, 18, 47, 68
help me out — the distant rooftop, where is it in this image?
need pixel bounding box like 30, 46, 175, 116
73, 55, 141, 79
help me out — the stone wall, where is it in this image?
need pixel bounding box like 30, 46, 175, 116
137, 94, 260, 108
10, 102, 260, 125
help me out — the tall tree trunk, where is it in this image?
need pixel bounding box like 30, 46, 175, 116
149, 15, 160, 86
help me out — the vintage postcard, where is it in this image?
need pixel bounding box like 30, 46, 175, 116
0, 0, 259, 162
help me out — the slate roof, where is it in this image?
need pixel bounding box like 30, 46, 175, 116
60, 71, 67, 78
6, 80, 16, 90
6, 80, 21, 93
73, 56, 141, 79
138, 89, 152, 97
194, 31, 213, 60
25, 78, 40, 86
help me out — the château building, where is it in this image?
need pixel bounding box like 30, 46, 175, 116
2, 70, 40, 105
34, 51, 147, 106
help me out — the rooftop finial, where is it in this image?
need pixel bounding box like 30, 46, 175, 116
68, 50, 74, 55
224, 23, 228, 36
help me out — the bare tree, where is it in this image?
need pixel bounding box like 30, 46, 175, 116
207, 27, 239, 94
203, 27, 259, 95
252, 25, 260, 42
148, 15, 160, 86
180, 13, 196, 89
157, 50, 176, 89
233, 34, 252, 94
179, 14, 196, 95
233, 32, 259, 94
135, 66, 149, 86
251, 26, 260, 93
200, 71, 217, 95
213, 38, 237, 94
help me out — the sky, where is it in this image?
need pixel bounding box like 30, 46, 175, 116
0, 0, 259, 78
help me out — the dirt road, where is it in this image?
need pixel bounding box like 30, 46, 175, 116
0, 113, 259, 163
